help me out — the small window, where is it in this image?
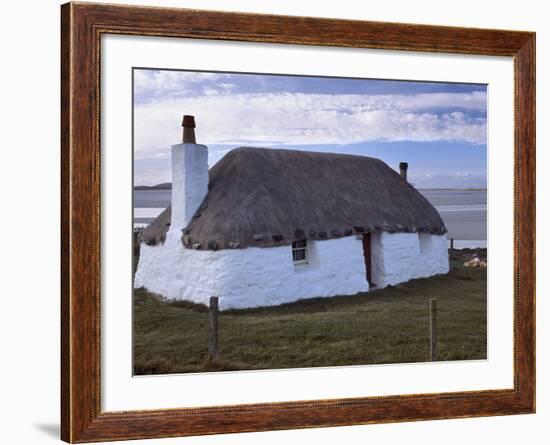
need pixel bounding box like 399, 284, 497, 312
292, 239, 308, 264
418, 233, 433, 254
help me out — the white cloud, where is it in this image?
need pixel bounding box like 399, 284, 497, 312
134, 91, 486, 160
134, 70, 234, 102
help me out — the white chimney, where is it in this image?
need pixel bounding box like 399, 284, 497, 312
170, 115, 208, 233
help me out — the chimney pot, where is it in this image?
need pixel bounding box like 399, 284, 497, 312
182, 115, 196, 143
399, 162, 408, 182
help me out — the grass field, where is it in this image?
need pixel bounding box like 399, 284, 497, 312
133, 250, 486, 375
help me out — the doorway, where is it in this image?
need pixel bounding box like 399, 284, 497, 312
362, 233, 374, 286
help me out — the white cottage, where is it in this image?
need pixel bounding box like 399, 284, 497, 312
134, 115, 449, 309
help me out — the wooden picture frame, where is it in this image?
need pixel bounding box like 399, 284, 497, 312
61, 2, 535, 442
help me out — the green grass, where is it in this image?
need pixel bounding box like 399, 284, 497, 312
133, 250, 486, 375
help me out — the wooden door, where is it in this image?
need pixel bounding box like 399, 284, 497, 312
362, 233, 372, 284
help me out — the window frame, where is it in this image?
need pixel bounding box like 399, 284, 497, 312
291, 239, 308, 265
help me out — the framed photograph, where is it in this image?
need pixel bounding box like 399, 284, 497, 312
61, 2, 535, 442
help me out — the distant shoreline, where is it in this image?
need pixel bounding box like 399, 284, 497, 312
134, 183, 487, 192
418, 187, 487, 192
134, 182, 171, 190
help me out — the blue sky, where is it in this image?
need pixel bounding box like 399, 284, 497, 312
134, 69, 487, 188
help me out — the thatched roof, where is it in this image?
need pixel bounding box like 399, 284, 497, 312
140, 147, 447, 250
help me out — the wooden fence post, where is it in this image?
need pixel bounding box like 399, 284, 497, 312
430, 298, 437, 361
450, 238, 454, 260
208, 296, 219, 361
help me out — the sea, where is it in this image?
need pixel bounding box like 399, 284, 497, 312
133, 189, 487, 248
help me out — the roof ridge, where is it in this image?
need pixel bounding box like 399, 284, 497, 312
229, 146, 380, 161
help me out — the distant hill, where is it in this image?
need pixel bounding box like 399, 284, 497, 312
134, 182, 172, 190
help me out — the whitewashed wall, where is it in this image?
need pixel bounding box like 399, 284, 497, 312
134, 230, 449, 309
371, 232, 449, 288
170, 142, 209, 232
135, 230, 370, 309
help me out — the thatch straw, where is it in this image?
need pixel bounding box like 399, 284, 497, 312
139, 206, 171, 246
140, 147, 447, 249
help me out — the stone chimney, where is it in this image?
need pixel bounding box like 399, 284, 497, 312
399, 162, 408, 182
170, 115, 208, 234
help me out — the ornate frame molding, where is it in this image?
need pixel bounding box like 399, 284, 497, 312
61, 2, 535, 442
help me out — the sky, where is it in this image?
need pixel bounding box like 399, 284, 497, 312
133, 69, 487, 188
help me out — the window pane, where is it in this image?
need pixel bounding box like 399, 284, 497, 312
293, 249, 306, 262
292, 239, 307, 249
